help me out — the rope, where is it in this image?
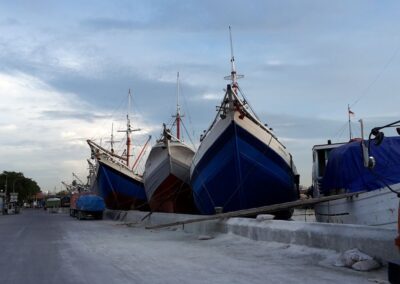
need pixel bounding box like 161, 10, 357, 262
350, 42, 400, 109
191, 120, 295, 213
368, 168, 400, 197
329, 40, 400, 140
190, 85, 296, 213
222, 125, 295, 209
88, 93, 126, 142
180, 120, 197, 150
367, 128, 400, 197
100, 165, 121, 209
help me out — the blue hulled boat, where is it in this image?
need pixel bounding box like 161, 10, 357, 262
87, 90, 150, 210
190, 29, 299, 216
87, 137, 149, 210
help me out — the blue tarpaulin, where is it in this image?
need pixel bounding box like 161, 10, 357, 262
76, 195, 105, 212
322, 136, 400, 193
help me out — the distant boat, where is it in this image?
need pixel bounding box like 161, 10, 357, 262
87, 90, 150, 210
312, 119, 400, 228
190, 27, 300, 216
143, 73, 198, 213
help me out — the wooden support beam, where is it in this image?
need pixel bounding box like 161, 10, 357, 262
145, 191, 365, 230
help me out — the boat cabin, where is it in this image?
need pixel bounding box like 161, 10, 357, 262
312, 140, 346, 197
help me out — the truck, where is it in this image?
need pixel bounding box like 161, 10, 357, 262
70, 193, 105, 220
45, 197, 61, 213
60, 196, 71, 207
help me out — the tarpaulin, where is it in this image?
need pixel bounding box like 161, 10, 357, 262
322, 136, 400, 193
76, 195, 105, 212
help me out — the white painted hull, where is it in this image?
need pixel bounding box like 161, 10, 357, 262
191, 111, 295, 177
98, 155, 143, 183
314, 184, 400, 229
144, 141, 194, 201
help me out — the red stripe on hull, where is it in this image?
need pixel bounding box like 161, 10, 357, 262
149, 174, 198, 214
104, 193, 149, 211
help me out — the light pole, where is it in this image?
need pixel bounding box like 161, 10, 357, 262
12, 179, 21, 193
9, 179, 22, 213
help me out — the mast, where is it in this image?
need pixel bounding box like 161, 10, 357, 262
176, 72, 181, 140
348, 104, 353, 140
224, 26, 244, 93
172, 72, 183, 140
109, 123, 116, 154
229, 25, 237, 88
126, 89, 132, 166
118, 89, 141, 167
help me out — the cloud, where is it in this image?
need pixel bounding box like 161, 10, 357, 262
0, 71, 156, 190
80, 18, 144, 32
0, 124, 17, 132
0, 18, 20, 26
199, 92, 222, 101
1, 0, 400, 191
39, 110, 110, 122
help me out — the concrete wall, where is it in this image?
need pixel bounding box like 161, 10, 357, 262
225, 218, 398, 262
105, 210, 398, 262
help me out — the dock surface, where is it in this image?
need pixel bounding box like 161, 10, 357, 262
0, 209, 387, 284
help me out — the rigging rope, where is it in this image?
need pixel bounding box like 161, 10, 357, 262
350, 42, 400, 109
330, 40, 400, 140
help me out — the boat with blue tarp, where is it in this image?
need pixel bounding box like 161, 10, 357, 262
313, 119, 400, 228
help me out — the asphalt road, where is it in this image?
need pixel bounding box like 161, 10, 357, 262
0, 209, 387, 284
0, 208, 126, 284
0, 209, 75, 283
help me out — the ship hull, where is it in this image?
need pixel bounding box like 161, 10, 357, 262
190, 115, 298, 215
312, 137, 400, 229
314, 184, 400, 228
144, 142, 197, 213
97, 160, 148, 210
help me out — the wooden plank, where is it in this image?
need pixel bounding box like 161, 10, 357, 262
145, 191, 365, 230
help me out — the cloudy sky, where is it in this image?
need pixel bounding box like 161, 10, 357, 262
1, 1, 400, 192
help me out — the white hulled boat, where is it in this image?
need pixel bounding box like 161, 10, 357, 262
312, 119, 400, 228
143, 73, 198, 213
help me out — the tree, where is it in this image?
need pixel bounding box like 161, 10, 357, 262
0, 171, 41, 203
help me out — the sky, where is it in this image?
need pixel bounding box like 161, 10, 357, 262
1, 0, 400, 192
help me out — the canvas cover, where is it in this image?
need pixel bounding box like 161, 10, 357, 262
322, 136, 400, 193
76, 195, 105, 212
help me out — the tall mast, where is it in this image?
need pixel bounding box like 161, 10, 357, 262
171, 72, 184, 140
109, 123, 115, 153
348, 104, 353, 140
118, 89, 140, 167
229, 26, 237, 87
224, 26, 244, 93
126, 89, 132, 166
176, 72, 181, 140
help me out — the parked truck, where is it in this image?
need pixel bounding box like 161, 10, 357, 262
45, 197, 61, 213
70, 193, 105, 220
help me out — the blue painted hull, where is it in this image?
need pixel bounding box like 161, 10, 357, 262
97, 162, 148, 210
191, 122, 298, 214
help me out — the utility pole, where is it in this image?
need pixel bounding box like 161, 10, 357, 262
5, 175, 7, 199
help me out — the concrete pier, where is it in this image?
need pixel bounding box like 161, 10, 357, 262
108, 209, 398, 262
